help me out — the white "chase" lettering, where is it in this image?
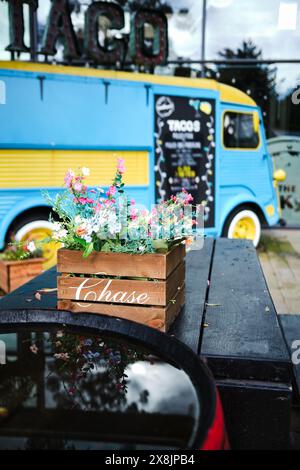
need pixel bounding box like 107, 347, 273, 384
74, 278, 150, 308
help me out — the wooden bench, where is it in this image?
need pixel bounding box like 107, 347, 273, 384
0, 238, 293, 449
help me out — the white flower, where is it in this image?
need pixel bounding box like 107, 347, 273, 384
81, 167, 90, 176
53, 221, 62, 231
109, 221, 122, 235
74, 215, 82, 224
53, 229, 68, 241
27, 241, 36, 253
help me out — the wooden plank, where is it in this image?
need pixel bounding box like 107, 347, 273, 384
0, 258, 43, 293
165, 244, 186, 277
168, 239, 214, 353
201, 238, 291, 382
166, 261, 185, 301
58, 276, 167, 306
0, 258, 44, 267
9, 260, 43, 292
57, 262, 185, 307
58, 284, 185, 332
166, 284, 185, 332
0, 261, 9, 293
57, 244, 185, 279
278, 314, 300, 401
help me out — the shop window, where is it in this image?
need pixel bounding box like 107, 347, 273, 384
223, 111, 259, 149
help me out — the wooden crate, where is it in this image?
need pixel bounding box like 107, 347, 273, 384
0, 258, 44, 293
57, 244, 186, 332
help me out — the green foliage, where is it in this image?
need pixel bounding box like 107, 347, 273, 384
0, 241, 42, 261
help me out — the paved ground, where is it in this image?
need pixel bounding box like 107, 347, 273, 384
258, 228, 300, 449
258, 229, 300, 315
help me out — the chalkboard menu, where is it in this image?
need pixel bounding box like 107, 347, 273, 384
154, 95, 216, 227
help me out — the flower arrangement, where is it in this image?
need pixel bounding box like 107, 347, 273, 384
0, 241, 42, 261
0, 240, 44, 293
48, 159, 199, 257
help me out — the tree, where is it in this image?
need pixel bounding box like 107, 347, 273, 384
117, 0, 173, 13
207, 40, 277, 136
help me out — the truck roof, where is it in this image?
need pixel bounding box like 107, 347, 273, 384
0, 60, 257, 108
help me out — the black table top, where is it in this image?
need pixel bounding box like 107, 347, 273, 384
0, 238, 291, 383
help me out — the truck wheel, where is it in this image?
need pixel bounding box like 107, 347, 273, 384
222, 207, 261, 247
12, 215, 57, 270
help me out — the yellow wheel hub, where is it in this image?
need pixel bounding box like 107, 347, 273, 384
20, 227, 59, 270
232, 217, 256, 241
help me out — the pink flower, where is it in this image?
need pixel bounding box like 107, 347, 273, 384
117, 158, 126, 174
90, 189, 97, 194
141, 209, 148, 217
130, 207, 138, 221
130, 199, 135, 205
107, 185, 117, 197
77, 197, 94, 205
94, 202, 102, 213
185, 194, 193, 203
73, 182, 83, 192
151, 207, 157, 215
64, 169, 74, 188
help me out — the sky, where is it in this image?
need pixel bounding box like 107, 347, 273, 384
0, 0, 300, 96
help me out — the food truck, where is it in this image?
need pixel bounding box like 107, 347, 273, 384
0, 61, 283, 266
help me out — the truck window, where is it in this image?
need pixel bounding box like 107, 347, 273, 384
223, 111, 259, 149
